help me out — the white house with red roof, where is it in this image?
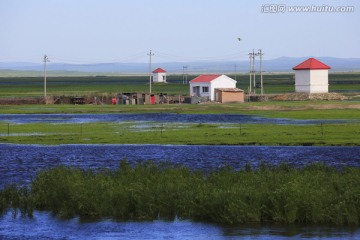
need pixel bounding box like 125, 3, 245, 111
152, 68, 167, 83
292, 58, 331, 93
189, 74, 237, 101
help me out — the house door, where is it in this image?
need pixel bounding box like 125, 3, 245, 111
215, 92, 219, 102
193, 86, 200, 97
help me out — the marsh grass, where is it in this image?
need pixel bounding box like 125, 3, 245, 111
1, 161, 360, 225
0, 122, 359, 146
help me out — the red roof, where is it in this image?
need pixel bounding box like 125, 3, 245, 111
190, 74, 221, 83
152, 68, 166, 73
292, 58, 331, 70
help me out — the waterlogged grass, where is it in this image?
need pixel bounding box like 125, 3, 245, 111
1, 161, 360, 225
0, 122, 359, 145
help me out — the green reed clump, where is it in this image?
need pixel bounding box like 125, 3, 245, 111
1, 161, 360, 225
0, 184, 34, 217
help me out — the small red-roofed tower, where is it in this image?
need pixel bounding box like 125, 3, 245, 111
292, 58, 331, 93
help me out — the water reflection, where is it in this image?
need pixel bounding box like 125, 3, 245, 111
1, 210, 359, 240
1, 144, 360, 188
0, 113, 353, 124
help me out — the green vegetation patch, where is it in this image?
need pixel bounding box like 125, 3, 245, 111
1, 73, 360, 97
1, 161, 360, 225
0, 121, 359, 146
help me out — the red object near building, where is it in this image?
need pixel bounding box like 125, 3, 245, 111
112, 98, 117, 105
151, 95, 155, 104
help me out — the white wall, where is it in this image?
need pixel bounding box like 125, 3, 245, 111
153, 72, 166, 82
210, 75, 236, 101
295, 69, 328, 93
189, 75, 236, 101
310, 70, 328, 93
189, 82, 211, 98
295, 70, 310, 93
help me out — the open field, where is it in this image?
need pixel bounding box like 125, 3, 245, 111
0, 101, 360, 119
1, 162, 359, 225
0, 99, 359, 146
0, 121, 359, 146
1, 73, 360, 97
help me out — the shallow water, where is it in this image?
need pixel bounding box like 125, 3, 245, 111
0, 113, 352, 124
1, 144, 360, 188
1, 210, 359, 240
1, 143, 360, 239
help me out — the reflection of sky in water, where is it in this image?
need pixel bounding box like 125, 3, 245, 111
0, 207, 359, 240
1, 144, 359, 188
1, 143, 360, 239
0, 113, 355, 125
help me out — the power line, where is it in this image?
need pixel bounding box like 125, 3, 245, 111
155, 50, 252, 62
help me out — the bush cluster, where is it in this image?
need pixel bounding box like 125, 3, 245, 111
1, 161, 360, 225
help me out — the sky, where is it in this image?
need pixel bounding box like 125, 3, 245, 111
0, 0, 359, 63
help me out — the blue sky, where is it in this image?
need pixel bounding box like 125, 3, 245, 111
0, 0, 359, 63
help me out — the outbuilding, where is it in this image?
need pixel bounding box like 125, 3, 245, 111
189, 74, 237, 101
152, 68, 167, 83
292, 58, 331, 93
215, 88, 244, 103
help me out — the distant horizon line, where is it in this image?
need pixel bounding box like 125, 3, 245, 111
1, 56, 360, 64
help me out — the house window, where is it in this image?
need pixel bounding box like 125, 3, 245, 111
202, 87, 209, 93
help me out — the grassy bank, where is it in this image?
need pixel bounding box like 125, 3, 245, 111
0, 101, 360, 119
1, 161, 359, 225
0, 121, 359, 146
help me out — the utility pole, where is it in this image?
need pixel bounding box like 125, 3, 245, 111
182, 66, 188, 84
148, 50, 154, 93
252, 49, 257, 95
248, 49, 259, 95
258, 49, 264, 95
43, 54, 50, 97
248, 53, 252, 95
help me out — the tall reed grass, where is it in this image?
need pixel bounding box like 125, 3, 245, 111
1, 161, 359, 225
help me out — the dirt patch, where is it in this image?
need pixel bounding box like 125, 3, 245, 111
272, 93, 349, 101
248, 103, 360, 111
0, 97, 45, 105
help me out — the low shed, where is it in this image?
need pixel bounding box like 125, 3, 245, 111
215, 88, 244, 103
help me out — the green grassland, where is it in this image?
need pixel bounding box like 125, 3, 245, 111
0, 73, 359, 146
1, 73, 360, 97
1, 162, 360, 225
0, 121, 359, 146
0, 101, 360, 119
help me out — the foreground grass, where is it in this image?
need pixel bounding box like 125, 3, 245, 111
0, 122, 359, 146
1, 161, 360, 225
